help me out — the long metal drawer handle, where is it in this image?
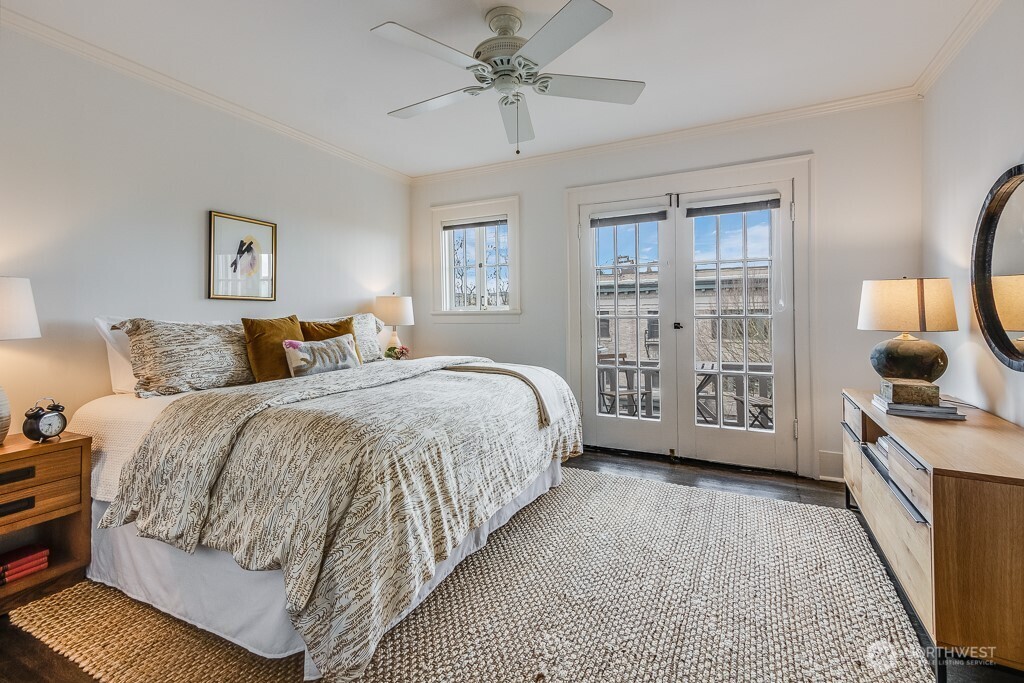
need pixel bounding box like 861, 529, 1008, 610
891, 439, 927, 471
0, 466, 36, 486
0, 496, 35, 518
841, 421, 860, 442
889, 481, 928, 524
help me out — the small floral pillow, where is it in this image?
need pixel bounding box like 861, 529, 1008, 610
283, 334, 361, 378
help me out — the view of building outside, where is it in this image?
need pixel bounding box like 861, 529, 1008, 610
592, 208, 776, 431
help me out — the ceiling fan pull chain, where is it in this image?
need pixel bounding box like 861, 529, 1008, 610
515, 99, 521, 155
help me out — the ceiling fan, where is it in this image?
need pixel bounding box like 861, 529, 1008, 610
371, 0, 645, 153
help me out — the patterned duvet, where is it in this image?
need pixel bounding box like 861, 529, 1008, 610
100, 356, 582, 680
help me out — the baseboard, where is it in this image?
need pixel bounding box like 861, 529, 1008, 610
818, 449, 843, 480
819, 475, 845, 483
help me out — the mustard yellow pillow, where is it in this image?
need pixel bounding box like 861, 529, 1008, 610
242, 315, 303, 382
299, 319, 362, 363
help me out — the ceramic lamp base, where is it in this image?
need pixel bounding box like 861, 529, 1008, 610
869, 334, 948, 382
388, 327, 402, 350
0, 385, 9, 445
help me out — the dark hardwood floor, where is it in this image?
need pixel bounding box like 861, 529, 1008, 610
1, 450, 1019, 682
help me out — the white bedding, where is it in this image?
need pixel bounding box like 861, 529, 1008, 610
70, 393, 182, 502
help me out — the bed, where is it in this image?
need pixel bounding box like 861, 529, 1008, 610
71, 355, 582, 681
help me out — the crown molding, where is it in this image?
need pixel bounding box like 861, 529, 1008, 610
912, 0, 1001, 95
412, 86, 919, 185
0, 8, 411, 185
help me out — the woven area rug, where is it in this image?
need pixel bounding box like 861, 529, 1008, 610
11, 468, 931, 682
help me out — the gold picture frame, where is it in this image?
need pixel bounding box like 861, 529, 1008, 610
208, 211, 277, 301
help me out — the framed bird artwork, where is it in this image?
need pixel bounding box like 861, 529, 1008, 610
208, 211, 277, 301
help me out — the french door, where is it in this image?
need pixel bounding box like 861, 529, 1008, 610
578, 182, 797, 471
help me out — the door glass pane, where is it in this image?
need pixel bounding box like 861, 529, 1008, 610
592, 214, 661, 422
641, 369, 660, 419
638, 222, 658, 264
748, 319, 772, 373
596, 226, 614, 267
694, 216, 717, 261
695, 373, 719, 426
694, 319, 718, 370
690, 205, 776, 433
596, 268, 615, 311
722, 374, 745, 428
694, 264, 717, 315
597, 367, 616, 415
720, 213, 743, 260
616, 224, 636, 264
746, 210, 771, 259
720, 263, 744, 315
617, 318, 638, 367
721, 319, 745, 371
747, 376, 774, 431
747, 261, 771, 315
617, 368, 638, 417
616, 267, 637, 316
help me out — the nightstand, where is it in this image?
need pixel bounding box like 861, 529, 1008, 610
0, 432, 91, 615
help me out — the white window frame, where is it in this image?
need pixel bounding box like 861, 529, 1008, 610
431, 196, 521, 321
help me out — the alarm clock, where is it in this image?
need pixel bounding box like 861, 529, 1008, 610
23, 399, 67, 442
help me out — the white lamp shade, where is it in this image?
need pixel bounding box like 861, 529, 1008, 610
374, 295, 414, 326
993, 275, 1024, 332
857, 278, 958, 332
0, 277, 41, 340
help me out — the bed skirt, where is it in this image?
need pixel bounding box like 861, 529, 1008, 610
88, 458, 563, 680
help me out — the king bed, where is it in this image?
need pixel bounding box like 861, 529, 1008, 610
70, 336, 582, 681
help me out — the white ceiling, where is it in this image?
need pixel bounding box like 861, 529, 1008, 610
3, 0, 979, 177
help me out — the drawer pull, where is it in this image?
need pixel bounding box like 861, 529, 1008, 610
891, 439, 927, 471
841, 421, 860, 442
0, 496, 35, 518
888, 481, 928, 524
0, 466, 36, 486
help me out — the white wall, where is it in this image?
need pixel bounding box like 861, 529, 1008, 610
922, 0, 1024, 425
412, 101, 924, 476
0, 29, 410, 420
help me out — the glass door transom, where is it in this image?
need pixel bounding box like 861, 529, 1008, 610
594, 218, 660, 420
692, 207, 775, 432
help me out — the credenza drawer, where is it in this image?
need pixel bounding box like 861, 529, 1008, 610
841, 421, 862, 501
0, 447, 81, 498
0, 476, 81, 530
888, 439, 932, 523
842, 395, 862, 438
861, 458, 934, 634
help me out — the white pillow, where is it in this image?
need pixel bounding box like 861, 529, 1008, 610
94, 316, 135, 394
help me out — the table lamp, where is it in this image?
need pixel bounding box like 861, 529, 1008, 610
992, 274, 1024, 352
374, 294, 414, 349
857, 277, 957, 381
0, 277, 42, 444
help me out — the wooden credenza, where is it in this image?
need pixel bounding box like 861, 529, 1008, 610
842, 390, 1024, 672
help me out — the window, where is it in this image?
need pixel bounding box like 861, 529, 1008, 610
432, 196, 520, 317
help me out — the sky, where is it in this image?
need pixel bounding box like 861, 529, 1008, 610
597, 210, 771, 266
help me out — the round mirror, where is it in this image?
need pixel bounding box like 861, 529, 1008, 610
972, 164, 1024, 371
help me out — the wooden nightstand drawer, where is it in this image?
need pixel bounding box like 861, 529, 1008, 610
841, 421, 862, 501
0, 447, 81, 497
0, 477, 80, 531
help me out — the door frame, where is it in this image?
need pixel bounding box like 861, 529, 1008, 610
565, 155, 816, 477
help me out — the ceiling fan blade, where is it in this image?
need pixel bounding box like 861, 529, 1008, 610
498, 98, 536, 145
371, 22, 487, 71
514, 0, 612, 71
388, 88, 479, 119
535, 74, 645, 104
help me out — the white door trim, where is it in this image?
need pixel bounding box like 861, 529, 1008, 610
565, 154, 817, 477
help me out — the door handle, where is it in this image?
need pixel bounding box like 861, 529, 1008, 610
673, 322, 684, 330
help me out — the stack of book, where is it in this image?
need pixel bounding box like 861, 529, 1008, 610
0, 545, 49, 586
871, 377, 966, 421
